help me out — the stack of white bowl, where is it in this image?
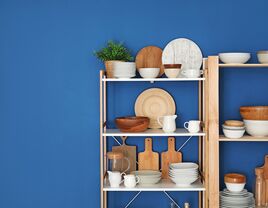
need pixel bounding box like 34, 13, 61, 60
113, 62, 136, 78
169, 163, 199, 186
131, 170, 161, 185
222, 124, 245, 139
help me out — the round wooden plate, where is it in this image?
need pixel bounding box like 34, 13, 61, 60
134, 88, 176, 129
162, 38, 203, 70
135, 46, 164, 77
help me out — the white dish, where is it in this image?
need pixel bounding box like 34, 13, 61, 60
219, 53, 250, 64
162, 38, 203, 71
222, 128, 245, 139
225, 182, 246, 192
170, 162, 198, 170
131, 170, 161, 177
139, 68, 160, 78
257, 51, 268, 64
244, 120, 268, 137
164, 68, 181, 78
170, 177, 198, 186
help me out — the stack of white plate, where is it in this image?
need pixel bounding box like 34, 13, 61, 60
169, 163, 199, 186
220, 189, 255, 208
113, 62, 136, 78
131, 170, 161, 185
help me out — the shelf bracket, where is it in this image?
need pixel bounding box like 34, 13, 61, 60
163, 191, 181, 208
124, 191, 142, 208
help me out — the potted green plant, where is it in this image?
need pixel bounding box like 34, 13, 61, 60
94, 41, 133, 78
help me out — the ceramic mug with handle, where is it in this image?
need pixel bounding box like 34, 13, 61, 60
157, 115, 177, 133
124, 174, 140, 188
108, 171, 125, 188
181, 69, 203, 78
184, 120, 201, 133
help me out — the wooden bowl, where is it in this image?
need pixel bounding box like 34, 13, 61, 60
240, 106, 268, 120
115, 116, 149, 132
224, 120, 244, 127
163, 64, 182, 69
224, 173, 246, 184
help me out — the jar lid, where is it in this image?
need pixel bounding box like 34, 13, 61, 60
107, 151, 124, 160
224, 173, 246, 183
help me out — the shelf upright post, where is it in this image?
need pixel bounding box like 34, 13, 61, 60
207, 56, 220, 208
100, 70, 107, 208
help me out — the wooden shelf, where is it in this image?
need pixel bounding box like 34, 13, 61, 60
102, 77, 205, 82
219, 63, 268, 68
103, 128, 206, 137
219, 135, 268, 142
103, 179, 205, 192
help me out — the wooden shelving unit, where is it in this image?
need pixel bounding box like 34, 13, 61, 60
207, 56, 268, 207
100, 68, 209, 208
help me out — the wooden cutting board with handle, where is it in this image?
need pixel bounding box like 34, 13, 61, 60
135, 46, 164, 77
161, 137, 182, 179
138, 138, 159, 170
263, 155, 268, 205
112, 136, 136, 173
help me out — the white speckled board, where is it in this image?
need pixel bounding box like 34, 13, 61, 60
162, 38, 203, 70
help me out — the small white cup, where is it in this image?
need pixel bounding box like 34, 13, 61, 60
184, 120, 201, 133
124, 174, 140, 188
181, 69, 203, 78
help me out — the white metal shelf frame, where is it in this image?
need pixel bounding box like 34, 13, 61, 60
99, 68, 209, 208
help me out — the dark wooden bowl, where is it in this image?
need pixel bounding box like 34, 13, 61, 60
224, 173, 246, 184
115, 116, 150, 132
163, 64, 182, 69
240, 106, 268, 120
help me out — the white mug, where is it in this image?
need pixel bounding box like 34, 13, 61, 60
108, 171, 125, 188
181, 69, 203, 78
157, 115, 177, 133
184, 120, 201, 133
124, 174, 140, 188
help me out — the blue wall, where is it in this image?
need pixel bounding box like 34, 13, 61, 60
1, 0, 268, 207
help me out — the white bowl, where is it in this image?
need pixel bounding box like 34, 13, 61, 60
139, 68, 160, 78
219, 53, 251, 64
225, 182, 245, 192
164, 68, 181, 78
244, 120, 268, 137
170, 162, 199, 170
222, 128, 245, 139
170, 177, 198, 186
257, 51, 268, 64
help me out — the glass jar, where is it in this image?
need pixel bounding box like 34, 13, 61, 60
107, 151, 130, 173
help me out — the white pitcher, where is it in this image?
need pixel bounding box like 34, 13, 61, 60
107, 171, 125, 188
157, 115, 177, 133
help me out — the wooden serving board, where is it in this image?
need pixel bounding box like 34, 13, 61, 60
112, 136, 136, 173
161, 137, 182, 179
138, 138, 159, 170
135, 46, 164, 77
263, 155, 268, 204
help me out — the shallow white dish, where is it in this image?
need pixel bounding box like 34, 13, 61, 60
170, 162, 198, 170
225, 182, 246, 192
244, 120, 268, 137
219, 53, 250, 64
257, 51, 268, 64
222, 128, 245, 139
139, 68, 160, 78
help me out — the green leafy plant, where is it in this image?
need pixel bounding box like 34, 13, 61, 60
94, 41, 133, 62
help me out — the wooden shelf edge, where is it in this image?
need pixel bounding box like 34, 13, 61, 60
219, 135, 268, 142
219, 63, 268, 68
